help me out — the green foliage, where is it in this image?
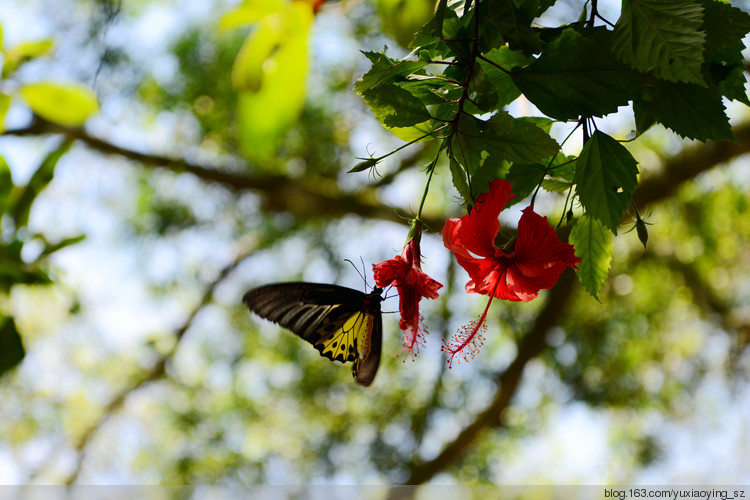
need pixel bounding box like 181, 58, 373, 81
0, 317, 24, 378
19, 82, 99, 127
0, 93, 9, 132
634, 80, 735, 141
511, 28, 644, 120
9, 140, 72, 229
355, 0, 750, 227
613, 0, 706, 84
574, 131, 639, 234
569, 214, 612, 299
225, 1, 313, 163
2, 38, 54, 78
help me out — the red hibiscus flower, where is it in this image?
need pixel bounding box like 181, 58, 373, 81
441, 179, 580, 366
373, 223, 443, 358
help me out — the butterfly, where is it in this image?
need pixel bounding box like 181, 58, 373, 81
243, 282, 384, 386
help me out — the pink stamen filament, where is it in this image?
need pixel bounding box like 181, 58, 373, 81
443, 272, 503, 366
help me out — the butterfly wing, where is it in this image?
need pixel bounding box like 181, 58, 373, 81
353, 307, 381, 386
243, 282, 383, 385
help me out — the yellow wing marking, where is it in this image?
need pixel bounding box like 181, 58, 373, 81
313, 307, 370, 363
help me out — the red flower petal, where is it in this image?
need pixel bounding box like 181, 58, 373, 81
457, 179, 515, 259
373, 235, 442, 356
372, 256, 408, 288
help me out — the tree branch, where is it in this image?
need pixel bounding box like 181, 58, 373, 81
1, 117, 445, 230
633, 122, 750, 208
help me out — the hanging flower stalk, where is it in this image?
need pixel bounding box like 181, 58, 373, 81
373, 220, 443, 358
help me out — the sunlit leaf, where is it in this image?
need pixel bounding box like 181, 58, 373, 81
376, 0, 434, 48
361, 84, 432, 129
218, 0, 285, 29
2, 39, 54, 77
235, 2, 313, 162
0, 93, 10, 133
19, 82, 99, 127
452, 113, 559, 173
354, 55, 428, 94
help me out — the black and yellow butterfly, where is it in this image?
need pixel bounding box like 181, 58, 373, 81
243, 283, 384, 386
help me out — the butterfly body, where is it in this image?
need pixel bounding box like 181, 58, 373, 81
243, 282, 384, 386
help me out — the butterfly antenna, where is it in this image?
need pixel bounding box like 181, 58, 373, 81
359, 256, 370, 290
344, 256, 369, 289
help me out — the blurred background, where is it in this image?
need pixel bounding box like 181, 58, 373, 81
1, 0, 750, 486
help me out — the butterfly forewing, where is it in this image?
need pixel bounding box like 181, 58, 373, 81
243, 282, 384, 386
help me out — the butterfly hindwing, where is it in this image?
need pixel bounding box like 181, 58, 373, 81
243, 282, 384, 386
354, 309, 381, 386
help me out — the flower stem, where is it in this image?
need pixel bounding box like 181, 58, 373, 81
416, 141, 447, 220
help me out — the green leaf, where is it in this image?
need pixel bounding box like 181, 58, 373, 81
569, 214, 612, 300
478, 47, 530, 107
19, 82, 99, 127
574, 131, 639, 234
452, 113, 559, 175
505, 162, 547, 206
10, 141, 72, 229
0, 316, 25, 378
716, 64, 749, 105
39, 234, 86, 257
376, 0, 435, 48
634, 80, 735, 142
471, 158, 511, 204
701, 0, 750, 60
235, 2, 312, 162
218, 0, 285, 30
2, 39, 54, 78
354, 55, 429, 94
361, 83, 432, 129
395, 78, 460, 106
487, 0, 545, 55
0, 93, 10, 133
632, 100, 657, 137
541, 155, 577, 193
449, 156, 473, 207
434, 0, 448, 36
512, 28, 644, 120
0, 241, 52, 291
0, 154, 13, 215
612, 0, 706, 85
387, 121, 436, 143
